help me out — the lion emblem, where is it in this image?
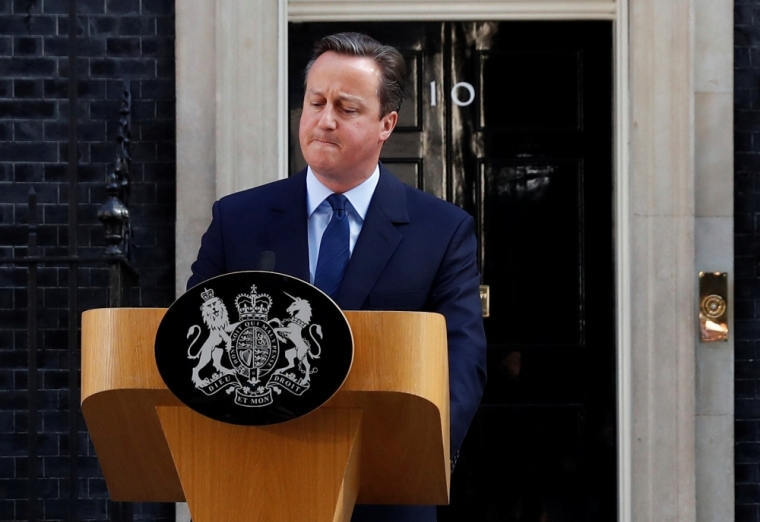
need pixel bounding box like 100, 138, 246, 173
186, 291, 235, 387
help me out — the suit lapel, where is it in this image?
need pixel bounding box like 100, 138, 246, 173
336, 166, 409, 309
265, 170, 310, 281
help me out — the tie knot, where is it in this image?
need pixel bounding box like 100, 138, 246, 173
327, 193, 347, 212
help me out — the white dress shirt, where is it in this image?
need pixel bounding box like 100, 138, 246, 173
306, 165, 380, 284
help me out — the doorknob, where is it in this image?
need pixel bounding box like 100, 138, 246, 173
698, 271, 728, 342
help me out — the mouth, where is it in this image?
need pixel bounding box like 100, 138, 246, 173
312, 136, 338, 146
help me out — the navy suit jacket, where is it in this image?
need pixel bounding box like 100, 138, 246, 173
188, 165, 487, 522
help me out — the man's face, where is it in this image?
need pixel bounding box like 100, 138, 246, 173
299, 51, 397, 187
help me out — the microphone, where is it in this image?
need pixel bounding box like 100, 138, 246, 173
258, 251, 275, 272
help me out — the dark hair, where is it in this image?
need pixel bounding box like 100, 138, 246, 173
304, 32, 407, 117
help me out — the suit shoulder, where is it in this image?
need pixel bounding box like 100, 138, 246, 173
217, 177, 294, 209
402, 184, 472, 224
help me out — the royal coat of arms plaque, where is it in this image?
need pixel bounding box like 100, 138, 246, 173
155, 271, 354, 425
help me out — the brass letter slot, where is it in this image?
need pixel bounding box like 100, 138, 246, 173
698, 272, 728, 342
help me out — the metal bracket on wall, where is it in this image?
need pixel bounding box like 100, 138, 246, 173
699, 271, 729, 342
480, 285, 490, 318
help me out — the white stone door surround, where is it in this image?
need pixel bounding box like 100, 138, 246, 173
175, 1, 734, 520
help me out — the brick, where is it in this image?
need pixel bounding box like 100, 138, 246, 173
0, 57, 55, 77
57, 56, 88, 78
87, 15, 117, 35
738, 319, 760, 341
737, 483, 760, 504
0, 15, 56, 36
156, 55, 172, 77
87, 477, 108, 497
0, 80, 11, 98
43, 78, 105, 99
43, 36, 105, 57
43, 164, 66, 182
0, 478, 27, 499
738, 47, 752, 69
143, 0, 172, 15
13, 78, 43, 98
0, 501, 17, 521
90, 57, 154, 78
45, 121, 105, 142
12, 0, 38, 14
76, 0, 107, 15
41, 410, 67, 432
106, 36, 139, 55
89, 15, 154, 36
0, 457, 13, 479
735, 464, 759, 484
736, 504, 758, 522
141, 36, 172, 56
14, 121, 44, 141
0, 433, 25, 456
0, 100, 55, 119
736, 234, 760, 257
156, 141, 174, 162
738, 398, 760, 421
156, 16, 174, 37
77, 164, 106, 183
106, 0, 139, 15
736, 212, 754, 235
56, 14, 86, 36
13, 36, 41, 56
57, 99, 89, 120
0, 142, 57, 162
41, 370, 67, 390
88, 99, 120, 121
139, 78, 173, 100
737, 297, 757, 321
119, 15, 155, 36
43, 0, 68, 15
0, 287, 11, 306
155, 99, 174, 119
13, 368, 27, 391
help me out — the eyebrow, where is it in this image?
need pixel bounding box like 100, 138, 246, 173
306, 89, 365, 105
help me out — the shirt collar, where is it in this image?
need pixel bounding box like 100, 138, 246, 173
306, 165, 380, 220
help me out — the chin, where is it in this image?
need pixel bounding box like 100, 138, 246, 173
304, 155, 339, 175
310, 165, 342, 179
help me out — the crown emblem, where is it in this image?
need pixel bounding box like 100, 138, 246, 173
235, 285, 272, 321
200, 288, 215, 301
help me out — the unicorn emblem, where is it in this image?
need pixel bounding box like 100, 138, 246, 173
271, 293, 323, 384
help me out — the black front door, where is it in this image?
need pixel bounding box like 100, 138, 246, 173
289, 21, 616, 521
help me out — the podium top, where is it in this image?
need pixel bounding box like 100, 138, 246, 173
81, 308, 450, 505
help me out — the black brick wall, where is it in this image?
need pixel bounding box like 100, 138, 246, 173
0, 0, 176, 520
738, 1, 760, 520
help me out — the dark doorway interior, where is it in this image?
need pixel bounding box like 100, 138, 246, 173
289, 21, 616, 521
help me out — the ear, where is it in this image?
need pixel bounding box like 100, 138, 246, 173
379, 111, 398, 142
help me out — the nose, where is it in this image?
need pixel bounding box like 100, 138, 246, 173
317, 105, 337, 130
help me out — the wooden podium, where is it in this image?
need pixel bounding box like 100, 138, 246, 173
81, 308, 450, 522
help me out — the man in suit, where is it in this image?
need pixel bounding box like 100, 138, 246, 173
188, 32, 487, 522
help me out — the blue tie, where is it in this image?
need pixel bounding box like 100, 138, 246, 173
314, 194, 350, 298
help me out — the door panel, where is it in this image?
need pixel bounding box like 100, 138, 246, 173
288, 21, 616, 521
